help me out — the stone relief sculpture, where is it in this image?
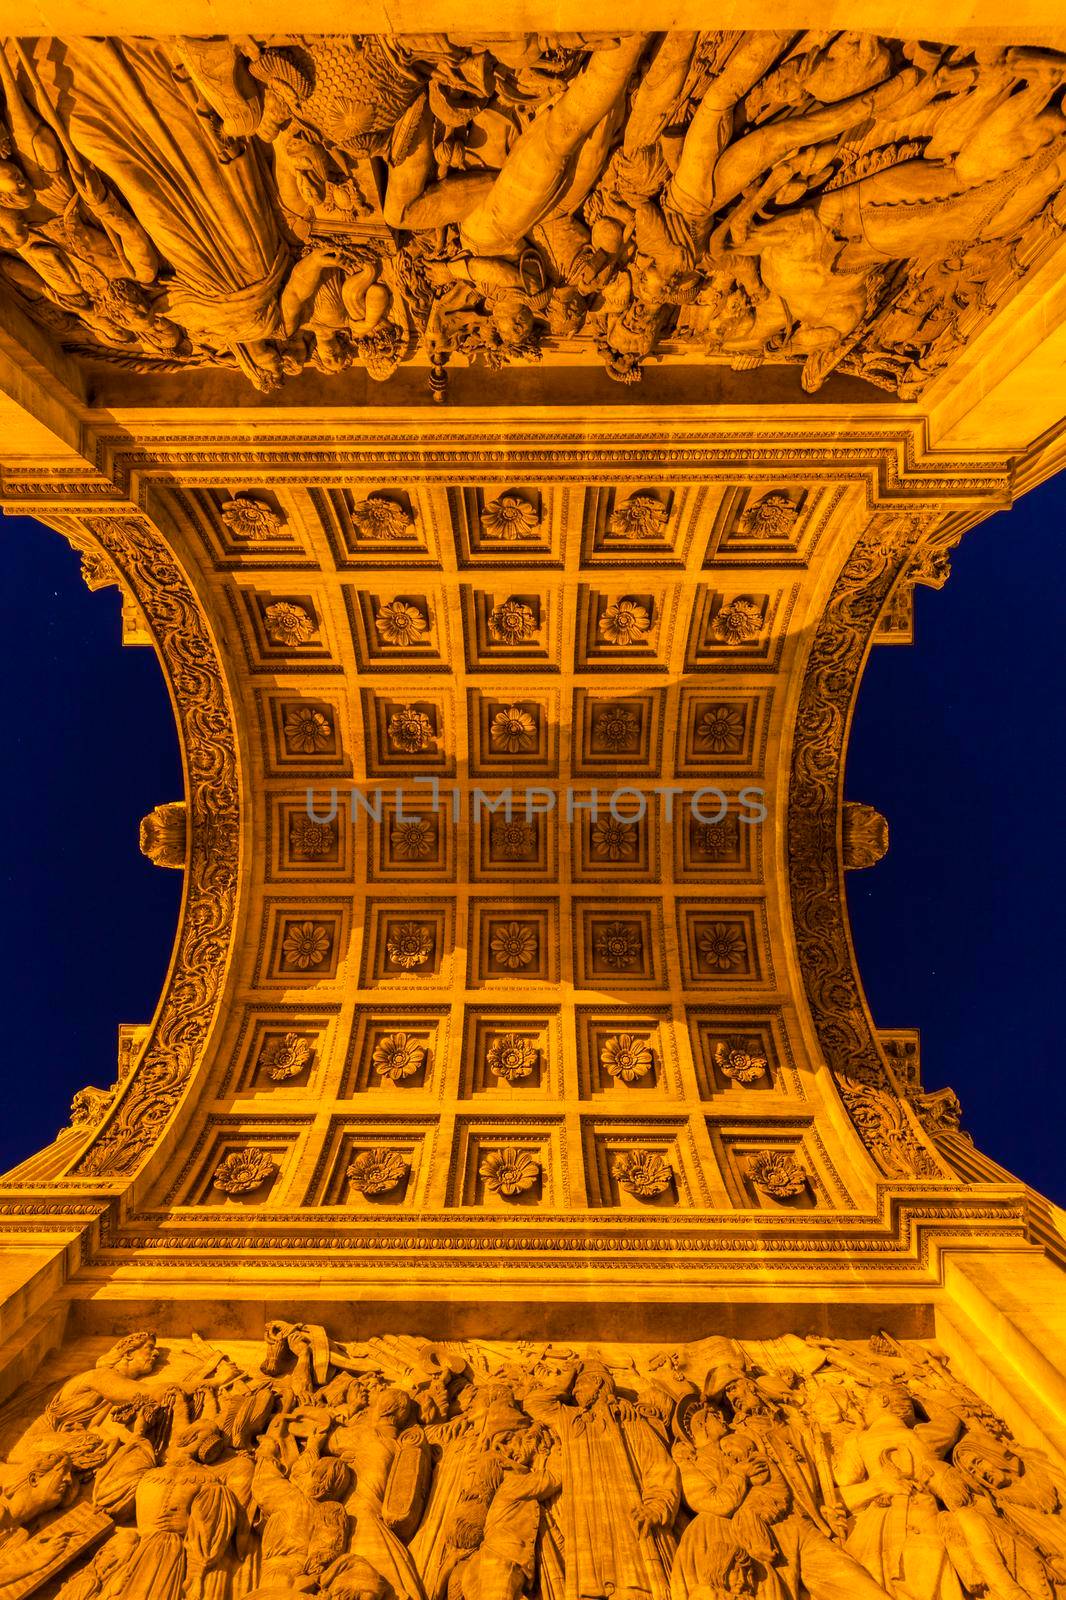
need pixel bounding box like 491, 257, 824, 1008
0, 33, 1063, 394
0, 1326, 1064, 1600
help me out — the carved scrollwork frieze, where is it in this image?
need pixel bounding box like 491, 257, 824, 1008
35, 513, 244, 1180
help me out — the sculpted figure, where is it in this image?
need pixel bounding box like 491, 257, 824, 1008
412, 1379, 528, 1600
327, 1387, 427, 1600
251, 1414, 351, 1591
673, 1405, 895, 1600
11, 1328, 1066, 1600
448, 1426, 559, 1600
524, 1355, 679, 1600
45, 1334, 172, 1435
383, 35, 650, 255
832, 1383, 966, 1600
0, 1449, 82, 1598
9, 37, 292, 388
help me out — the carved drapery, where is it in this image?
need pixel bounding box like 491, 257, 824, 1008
0, 1323, 1063, 1600
0, 34, 1063, 398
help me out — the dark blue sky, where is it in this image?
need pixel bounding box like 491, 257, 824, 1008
846, 474, 1066, 1204
0, 516, 182, 1168
0, 489, 1063, 1199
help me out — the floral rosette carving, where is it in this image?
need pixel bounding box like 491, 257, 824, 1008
282, 921, 332, 970
388, 707, 436, 754
591, 818, 637, 861
260, 1032, 314, 1082
599, 598, 650, 645
601, 1034, 653, 1084
737, 493, 799, 537
747, 1150, 808, 1199
290, 816, 336, 858
375, 599, 427, 646
213, 1147, 278, 1195
372, 1033, 425, 1082
692, 818, 739, 860
607, 494, 670, 539
697, 923, 746, 971
712, 598, 764, 643
480, 493, 540, 540
346, 1148, 409, 1194
488, 599, 538, 644
221, 494, 284, 541
479, 1146, 540, 1197
593, 705, 640, 752
696, 705, 744, 753
391, 819, 437, 859
714, 1041, 768, 1085
350, 496, 414, 541
387, 923, 434, 970
490, 705, 538, 753
612, 1149, 672, 1197
492, 819, 537, 860
595, 922, 642, 970
487, 1034, 537, 1082
490, 922, 537, 970
265, 602, 317, 647
284, 706, 333, 753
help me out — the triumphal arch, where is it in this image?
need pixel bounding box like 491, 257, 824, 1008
0, 11, 1065, 1598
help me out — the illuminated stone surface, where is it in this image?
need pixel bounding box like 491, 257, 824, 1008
1, 21, 1066, 1593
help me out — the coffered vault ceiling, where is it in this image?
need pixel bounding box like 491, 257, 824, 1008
0, 32, 1064, 403
0, 26, 1063, 1299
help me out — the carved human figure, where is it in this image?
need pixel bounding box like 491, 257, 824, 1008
832, 1384, 965, 1600
0, 1447, 78, 1593
673, 1406, 895, 1600
10, 37, 292, 388
251, 1414, 351, 1590
524, 1357, 679, 1600
45, 1334, 171, 1434
412, 1378, 528, 1600
97, 1410, 246, 1600
449, 1426, 560, 1600
326, 1387, 427, 1600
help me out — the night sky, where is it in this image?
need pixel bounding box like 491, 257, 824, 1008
0, 487, 1063, 1199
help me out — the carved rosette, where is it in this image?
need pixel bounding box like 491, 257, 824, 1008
479, 1147, 540, 1198
346, 1149, 409, 1195
747, 1150, 808, 1200
213, 1147, 277, 1195
612, 1149, 673, 1198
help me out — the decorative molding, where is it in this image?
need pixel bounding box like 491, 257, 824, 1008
39, 514, 243, 1180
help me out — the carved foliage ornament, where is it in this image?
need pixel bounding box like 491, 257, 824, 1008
714, 1041, 768, 1085
787, 515, 951, 1181
608, 494, 670, 539
601, 1034, 653, 1083
488, 599, 538, 644
220, 494, 285, 540
213, 1146, 278, 1194
373, 1033, 425, 1081
486, 1034, 537, 1082
65, 516, 240, 1180
612, 1148, 673, 1197
747, 1149, 808, 1199
479, 1146, 540, 1196
260, 1032, 314, 1082
346, 1148, 409, 1194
